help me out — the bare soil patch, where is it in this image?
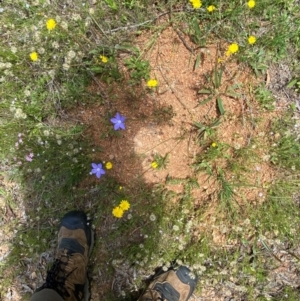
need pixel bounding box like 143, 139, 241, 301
77, 26, 280, 206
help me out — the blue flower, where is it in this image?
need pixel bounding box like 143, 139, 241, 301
91, 163, 106, 178
110, 112, 126, 130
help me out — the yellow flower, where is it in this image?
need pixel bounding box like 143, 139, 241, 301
189, 0, 202, 9
207, 5, 216, 12
225, 43, 239, 56
30, 52, 38, 61
119, 200, 130, 211
105, 161, 113, 169
100, 55, 108, 63
248, 35, 256, 45
147, 79, 158, 88
211, 142, 217, 148
112, 206, 124, 218
217, 57, 224, 64
46, 18, 56, 31
119, 186, 123, 190
247, 0, 255, 8
151, 161, 158, 169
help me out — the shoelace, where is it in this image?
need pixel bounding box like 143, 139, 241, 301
43, 255, 76, 298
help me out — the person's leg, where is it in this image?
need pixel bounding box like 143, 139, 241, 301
30, 211, 94, 301
30, 288, 64, 301
138, 265, 198, 301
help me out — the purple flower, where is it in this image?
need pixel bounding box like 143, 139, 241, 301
26, 152, 34, 162
90, 163, 106, 178
110, 112, 126, 130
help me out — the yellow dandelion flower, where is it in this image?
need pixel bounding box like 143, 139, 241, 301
147, 79, 158, 88
119, 200, 130, 211
207, 5, 216, 12
30, 52, 38, 61
248, 35, 256, 45
225, 43, 239, 56
189, 0, 202, 9
247, 0, 255, 8
46, 18, 56, 31
151, 161, 158, 169
105, 161, 113, 169
112, 206, 124, 218
211, 142, 217, 148
119, 186, 123, 190
100, 55, 108, 63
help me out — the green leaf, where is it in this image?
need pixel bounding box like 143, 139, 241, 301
210, 118, 221, 128
198, 95, 213, 105
193, 121, 205, 130
287, 78, 297, 88
194, 53, 201, 71
192, 18, 202, 43
214, 68, 223, 88
226, 92, 240, 99
104, 0, 117, 10
217, 97, 225, 115
198, 89, 211, 94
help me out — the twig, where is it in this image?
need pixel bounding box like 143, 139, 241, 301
158, 66, 193, 116
260, 239, 282, 263
89, 15, 110, 40
87, 70, 112, 109
103, 9, 185, 34
174, 28, 194, 53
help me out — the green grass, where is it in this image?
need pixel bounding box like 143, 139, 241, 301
1, 0, 300, 300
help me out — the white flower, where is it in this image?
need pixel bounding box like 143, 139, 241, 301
14, 108, 27, 119
43, 130, 50, 136
173, 225, 179, 231
150, 213, 156, 221
33, 31, 41, 42
38, 48, 45, 54
176, 259, 183, 265
24, 90, 31, 97
4, 70, 13, 76
72, 13, 81, 21
61, 21, 68, 30
89, 8, 95, 14
11, 46, 17, 53
52, 41, 59, 49
6, 62, 12, 68
67, 50, 76, 59
63, 63, 70, 71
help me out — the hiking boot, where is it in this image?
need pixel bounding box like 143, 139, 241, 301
138, 266, 197, 301
35, 211, 94, 301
